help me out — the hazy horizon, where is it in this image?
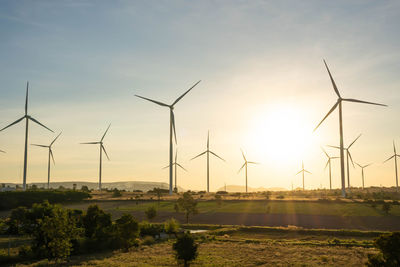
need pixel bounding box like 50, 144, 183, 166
1, 1, 400, 191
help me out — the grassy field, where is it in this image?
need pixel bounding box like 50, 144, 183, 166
66, 200, 400, 217
12, 226, 379, 266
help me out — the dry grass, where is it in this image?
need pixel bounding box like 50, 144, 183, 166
18, 239, 376, 267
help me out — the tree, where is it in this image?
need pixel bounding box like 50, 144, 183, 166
154, 188, 163, 205
215, 194, 222, 207
382, 202, 392, 215
164, 218, 179, 237
145, 206, 157, 221
7, 206, 29, 234
112, 188, 122, 198
81, 185, 90, 192
114, 214, 139, 250
73, 184, 77, 191
367, 232, 400, 266
176, 192, 198, 223
173, 233, 198, 267
82, 205, 112, 241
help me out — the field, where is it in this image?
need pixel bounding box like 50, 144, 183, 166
6, 226, 379, 266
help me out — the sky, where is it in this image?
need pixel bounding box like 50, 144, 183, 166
0, 0, 399, 191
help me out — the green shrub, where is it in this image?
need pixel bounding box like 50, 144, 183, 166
140, 221, 163, 238
145, 206, 157, 221
367, 232, 400, 266
165, 218, 180, 237
113, 214, 139, 250
112, 188, 122, 198
173, 233, 198, 267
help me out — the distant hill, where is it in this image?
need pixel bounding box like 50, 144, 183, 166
217, 185, 288, 192
1, 181, 185, 192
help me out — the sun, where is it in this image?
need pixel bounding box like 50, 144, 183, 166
246, 104, 317, 165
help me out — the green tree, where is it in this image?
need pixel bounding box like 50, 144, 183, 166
367, 232, 400, 266
145, 206, 157, 221
382, 202, 392, 215
7, 206, 29, 234
112, 188, 122, 197
173, 233, 198, 267
81, 185, 90, 192
114, 214, 139, 250
82, 205, 112, 241
176, 192, 198, 223
215, 194, 222, 207
154, 188, 163, 205
164, 218, 179, 237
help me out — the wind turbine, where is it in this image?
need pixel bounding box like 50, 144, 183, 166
163, 149, 187, 193
135, 81, 201, 195
0, 82, 53, 190
355, 162, 372, 190
0, 149, 5, 153
296, 161, 311, 190
383, 141, 400, 192
31, 132, 62, 189
328, 134, 362, 190
321, 147, 338, 190
81, 124, 111, 191
314, 60, 386, 198
191, 131, 225, 193
238, 149, 258, 193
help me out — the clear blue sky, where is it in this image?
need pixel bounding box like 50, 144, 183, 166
0, 0, 399, 191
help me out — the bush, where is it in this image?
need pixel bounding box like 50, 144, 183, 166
113, 214, 139, 250
165, 218, 180, 237
112, 188, 122, 198
142, 235, 155, 246
367, 232, 400, 266
173, 233, 198, 267
139, 221, 163, 238
145, 206, 157, 221
82, 205, 112, 243
382, 202, 392, 215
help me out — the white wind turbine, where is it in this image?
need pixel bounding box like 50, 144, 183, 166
296, 161, 311, 190
135, 80, 201, 195
31, 132, 62, 189
383, 141, 400, 192
321, 147, 338, 190
355, 162, 372, 190
314, 60, 386, 197
238, 149, 258, 193
81, 124, 111, 191
163, 149, 187, 193
328, 134, 362, 190
0, 82, 53, 190
191, 131, 225, 193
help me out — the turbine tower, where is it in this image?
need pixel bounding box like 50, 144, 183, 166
383, 141, 400, 192
31, 132, 62, 189
135, 81, 201, 195
238, 149, 258, 193
191, 131, 225, 193
0, 82, 53, 190
328, 134, 362, 189
314, 60, 386, 198
355, 162, 372, 190
296, 161, 311, 190
321, 147, 338, 190
81, 124, 111, 191
163, 149, 187, 193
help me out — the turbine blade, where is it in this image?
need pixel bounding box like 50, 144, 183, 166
31, 144, 48, 148
342, 98, 387, 107
207, 130, 210, 150
314, 101, 339, 132
101, 124, 111, 142
324, 159, 329, 170
0, 116, 25, 132
383, 155, 395, 163
81, 142, 100, 144
305, 170, 312, 174
365, 163, 372, 168
102, 145, 110, 160
348, 151, 355, 168
247, 161, 259, 164
50, 132, 62, 146
327, 145, 341, 150
190, 151, 207, 160
321, 146, 329, 158
393, 141, 397, 154
176, 163, 188, 172
175, 148, 178, 163
0, 149, 5, 153
29, 117, 53, 132
50, 149, 55, 165
162, 164, 170, 169
238, 163, 246, 173
171, 110, 177, 144
323, 60, 341, 98
25, 81, 29, 115
210, 151, 225, 162
135, 95, 169, 107
296, 170, 303, 175
348, 134, 362, 149
355, 162, 362, 168
240, 149, 247, 161
172, 80, 201, 106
